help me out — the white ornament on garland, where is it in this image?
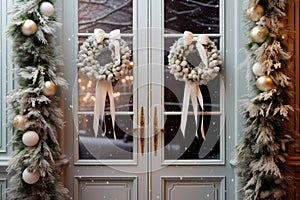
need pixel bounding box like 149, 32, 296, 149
250, 26, 268, 44
42, 80, 56, 97
22, 168, 40, 184
22, 131, 39, 147
252, 62, 265, 76
78, 29, 132, 139
13, 114, 29, 131
39, 2, 55, 17
21, 19, 37, 36
168, 31, 222, 139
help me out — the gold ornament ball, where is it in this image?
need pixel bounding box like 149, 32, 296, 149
42, 81, 56, 97
252, 62, 265, 76
22, 168, 40, 184
22, 131, 39, 147
21, 19, 37, 36
13, 114, 29, 131
256, 75, 275, 92
39, 2, 55, 17
250, 26, 268, 44
247, 5, 264, 21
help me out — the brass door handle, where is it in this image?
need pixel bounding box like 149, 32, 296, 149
133, 106, 145, 155
154, 107, 164, 156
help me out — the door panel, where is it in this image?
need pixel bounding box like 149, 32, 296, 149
163, 177, 224, 200
76, 177, 137, 200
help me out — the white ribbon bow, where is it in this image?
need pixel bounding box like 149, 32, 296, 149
94, 28, 121, 65
93, 29, 122, 140
180, 31, 209, 139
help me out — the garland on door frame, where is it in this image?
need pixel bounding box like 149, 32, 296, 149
6, 0, 68, 199
234, 0, 295, 199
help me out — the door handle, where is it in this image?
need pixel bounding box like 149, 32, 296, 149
154, 107, 164, 156
133, 106, 145, 155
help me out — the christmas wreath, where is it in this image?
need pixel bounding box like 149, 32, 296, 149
168, 31, 222, 85
78, 29, 131, 82
167, 31, 222, 139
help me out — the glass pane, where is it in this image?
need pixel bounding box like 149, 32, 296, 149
78, 37, 133, 112
78, 0, 133, 33
164, 115, 220, 160
164, 37, 221, 112
164, 0, 220, 34
78, 114, 133, 159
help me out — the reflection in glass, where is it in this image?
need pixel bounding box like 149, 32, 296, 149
78, 0, 133, 33
164, 0, 220, 34
78, 114, 133, 159
164, 115, 220, 160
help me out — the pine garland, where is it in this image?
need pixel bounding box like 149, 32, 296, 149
6, 0, 68, 199
234, 0, 295, 199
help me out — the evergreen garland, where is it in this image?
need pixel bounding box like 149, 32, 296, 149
6, 0, 68, 199
234, 0, 295, 199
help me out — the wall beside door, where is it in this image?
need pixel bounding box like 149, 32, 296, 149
287, 0, 300, 199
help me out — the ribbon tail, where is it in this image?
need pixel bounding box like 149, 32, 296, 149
181, 83, 191, 137
190, 85, 198, 138
107, 82, 116, 140
93, 81, 108, 137
196, 86, 206, 140
196, 43, 208, 68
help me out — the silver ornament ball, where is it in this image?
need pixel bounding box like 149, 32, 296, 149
21, 19, 37, 36
39, 2, 55, 17
250, 26, 268, 44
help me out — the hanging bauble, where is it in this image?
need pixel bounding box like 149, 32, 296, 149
256, 75, 275, 92
252, 62, 265, 76
250, 26, 268, 44
246, 4, 264, 21
21, 19, 37, 36
22, 168, 40, 184
22, 131, 39, 147
42, 81, 56, 97
39, 1, 54, 17
13, 114, 29, 131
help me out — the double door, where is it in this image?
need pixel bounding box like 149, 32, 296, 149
63, 0, 236, 199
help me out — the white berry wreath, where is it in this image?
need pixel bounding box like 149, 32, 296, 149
78, 29, 131, 82
167, 31, 223, 139
168, 31, 222, 85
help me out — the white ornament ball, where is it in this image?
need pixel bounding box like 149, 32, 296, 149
22, 131, 39, 147
247, 5, 264, 21
250, 26, 268, 44
13, 115, 29, 131
256, 75, 275, 92
39, 2, 55, 17
22, 168, 40, 184
42, 81, 56, 97
21, 19, 37, 36
252, 62, 265, 76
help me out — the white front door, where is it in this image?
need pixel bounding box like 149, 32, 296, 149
62, 0, 237, 199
